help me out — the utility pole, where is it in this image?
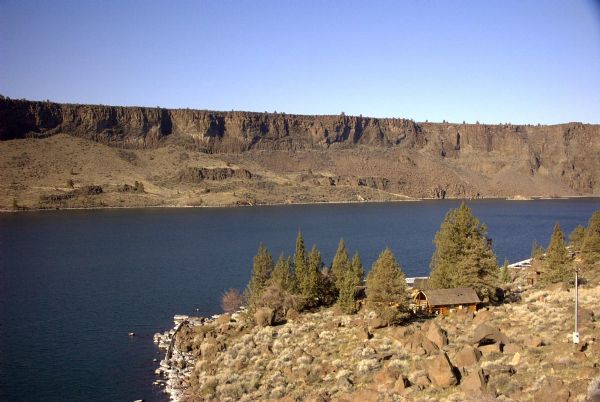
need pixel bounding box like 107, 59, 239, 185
573, 268, 579, 344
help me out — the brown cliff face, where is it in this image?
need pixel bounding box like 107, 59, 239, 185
1, 97, 599, 208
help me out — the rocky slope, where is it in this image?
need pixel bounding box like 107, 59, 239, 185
154, 269, 600, 401
1, 97, 599, 209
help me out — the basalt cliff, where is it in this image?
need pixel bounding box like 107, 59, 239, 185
1, 97, 599, 210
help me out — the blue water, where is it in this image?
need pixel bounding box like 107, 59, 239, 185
0, 199, 598, 401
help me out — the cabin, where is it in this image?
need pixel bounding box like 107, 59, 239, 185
413, 287, 481, 315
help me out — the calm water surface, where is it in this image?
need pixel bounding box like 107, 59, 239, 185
1, 199, 599, 401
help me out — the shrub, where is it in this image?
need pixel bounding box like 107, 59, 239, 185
221, 288, 245, 313
253, 284, 297, 324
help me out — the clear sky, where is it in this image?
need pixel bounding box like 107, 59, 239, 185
1, 0, 599, 124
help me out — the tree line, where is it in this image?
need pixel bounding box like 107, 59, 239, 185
532, 210, 600, 285
232, 203, 600, 325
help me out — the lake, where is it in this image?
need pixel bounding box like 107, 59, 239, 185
1, 199, 598, 401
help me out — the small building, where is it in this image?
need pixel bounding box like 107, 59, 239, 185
413, 287, 481, 315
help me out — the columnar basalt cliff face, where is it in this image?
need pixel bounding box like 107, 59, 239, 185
0, 97, 599, 209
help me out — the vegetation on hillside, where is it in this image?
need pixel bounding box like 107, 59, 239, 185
239, 207, 600, 326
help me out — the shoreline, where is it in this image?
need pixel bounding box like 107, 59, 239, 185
2, 194, 599, 214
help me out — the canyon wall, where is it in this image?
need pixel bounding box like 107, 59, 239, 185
1, 97, 599, 197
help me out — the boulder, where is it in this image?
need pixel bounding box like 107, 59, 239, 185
285, 308, 300, 320
473, 309, 493, 324
394, 376, 408, 393
452, 345, 481, 368
373, 366, 401, 389
368, 316, 387, 330
528, 337, 543, 348
424, 353, 458, 388
254, 307, 274, 327
355, 326, 372, 341
478, 343, 501, 355
509, 352, 521, 366
413, 374, 431, 388
503, 343, 523, 354
426, 323, 448, 349
460, 368, 487, 393
215, 313, 231, 326
532, 377, 569, 402
391, 326, 412, 341
472, 323, 509, 346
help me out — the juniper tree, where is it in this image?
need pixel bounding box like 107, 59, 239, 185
531, 240, 545, 260
366, 248, 409, 325
351, 252, 365, 283
246, 243, 274, 308
298, 245, 323, 309
541, 222, 572, 284
294, 231, 308, 292
270, 254, 294, 292
330, 238, 351, 291
429, 202, 499, 299
336, 251, 364, 314
569, 225, 586, 252
581, 211, 600, 265
498, 258, 511, 284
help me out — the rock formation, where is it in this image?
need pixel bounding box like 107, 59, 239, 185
1, 96, 599, 209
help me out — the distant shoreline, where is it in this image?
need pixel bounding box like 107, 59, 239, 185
2, 195, 599, 213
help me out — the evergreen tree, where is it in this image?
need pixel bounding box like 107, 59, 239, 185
298, 245, 323, 309
531, 240, 545, 260
270, 254, 293, 291
429, 203, 499, 298
541, 222, 572, 284
246, 243, 274, 308
351, 252, 365, 283
498, 258, 511, 284
336, 251, 364, 314
366, 249, 409, 325
330, 238, 351, 290
294, 231, 308, 292
569, 225, 586, 252
581, 211, 600, 265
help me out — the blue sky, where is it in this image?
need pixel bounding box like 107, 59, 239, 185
1, 0, 599, 124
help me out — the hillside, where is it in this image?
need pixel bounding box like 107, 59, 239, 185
154, 268, 600, 401
1, 97, 599, 210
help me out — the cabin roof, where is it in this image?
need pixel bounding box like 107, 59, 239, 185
417, 287, 481, 306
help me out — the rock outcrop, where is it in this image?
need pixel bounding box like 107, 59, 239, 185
1, 97, 599, 207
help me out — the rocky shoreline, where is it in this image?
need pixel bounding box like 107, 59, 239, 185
153, 272, 600, 401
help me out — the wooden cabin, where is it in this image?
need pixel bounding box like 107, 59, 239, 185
413, 287, 481, 315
